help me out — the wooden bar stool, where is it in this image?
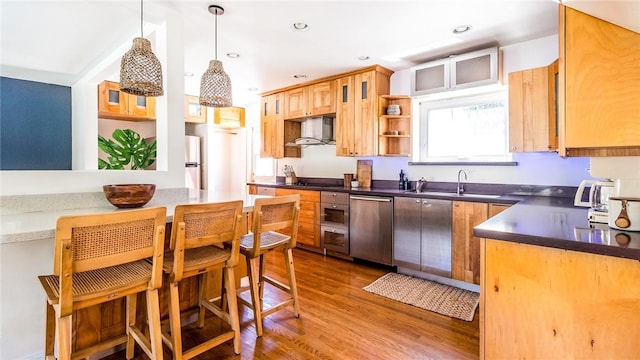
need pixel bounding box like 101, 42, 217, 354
161, 201, 244, 359
238, 194, 300, 337
37, 206, 167, 360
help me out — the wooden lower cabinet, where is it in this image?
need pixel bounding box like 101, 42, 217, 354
275, 188, 321, 250
481, 239, 640, 359
452, 201, 488, 285
453, 202, 510, 285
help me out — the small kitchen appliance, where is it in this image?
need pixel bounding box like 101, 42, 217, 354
574, 179, 614, 223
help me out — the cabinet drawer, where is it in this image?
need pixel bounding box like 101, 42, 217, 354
275, 188, 320, 202
256, 186, 276, 196
321, 191, 349, 205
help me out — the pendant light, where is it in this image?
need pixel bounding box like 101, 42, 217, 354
119, 0, 164, 97
199, 4, 232, 108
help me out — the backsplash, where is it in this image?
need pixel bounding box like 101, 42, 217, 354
590, 156, 640, 179
278, 146, 592, 187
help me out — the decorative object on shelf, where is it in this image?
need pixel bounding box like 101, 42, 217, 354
119, 0, 164, 97
103, 184, 156, 208
199, 4, 232, 107
386, 104, 401, 115
98, 128, 156, 170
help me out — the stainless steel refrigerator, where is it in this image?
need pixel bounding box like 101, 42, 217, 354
185, 135, 201, 192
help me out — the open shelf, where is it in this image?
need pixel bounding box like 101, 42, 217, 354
378, 95, 412, 156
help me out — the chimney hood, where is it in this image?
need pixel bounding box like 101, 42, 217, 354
289, 116, 335, 146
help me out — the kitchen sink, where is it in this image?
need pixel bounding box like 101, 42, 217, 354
403, 190, 501, 199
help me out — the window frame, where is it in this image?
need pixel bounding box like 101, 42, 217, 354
413, 88, 514, 165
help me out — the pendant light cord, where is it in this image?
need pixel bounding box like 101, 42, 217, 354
140, 0, 144, 38
214, 10, 218, 60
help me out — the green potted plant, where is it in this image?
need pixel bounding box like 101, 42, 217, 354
98, 128, 156, 170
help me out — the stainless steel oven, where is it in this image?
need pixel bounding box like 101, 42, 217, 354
320, 191, 349, 254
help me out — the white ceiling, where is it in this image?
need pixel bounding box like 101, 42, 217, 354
1, 1, 638, 106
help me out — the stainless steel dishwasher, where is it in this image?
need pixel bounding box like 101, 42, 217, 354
349, 195, 393, 265
393, 197, 452, 277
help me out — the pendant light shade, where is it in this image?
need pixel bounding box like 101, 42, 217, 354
119, 0, 164, 97
199, 5, 232, 107
200, 59, 232, 107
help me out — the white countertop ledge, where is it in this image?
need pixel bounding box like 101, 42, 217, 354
1, 189, 266, 245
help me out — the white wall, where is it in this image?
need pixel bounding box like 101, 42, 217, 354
0, 4, 186, 196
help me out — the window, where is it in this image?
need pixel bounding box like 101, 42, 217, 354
417, 90, 511, 163
250, 125, 276, 182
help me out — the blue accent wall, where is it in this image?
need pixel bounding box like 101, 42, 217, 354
0, 77, 72, 170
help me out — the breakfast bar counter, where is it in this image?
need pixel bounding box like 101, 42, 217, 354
0, 189, 267, 359
1, 190, 266, 245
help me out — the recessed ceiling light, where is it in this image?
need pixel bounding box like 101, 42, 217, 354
358, 55, 370, 61
184, 72, 194, 77
452, 25, 472, 34
226, 52, 240, 59
293, 74, 307, 79
292, 22, 309, 31
248, 87, 259, 92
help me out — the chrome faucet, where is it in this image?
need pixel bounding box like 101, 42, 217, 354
457, 170, 468, 196
416, 177, 428, 193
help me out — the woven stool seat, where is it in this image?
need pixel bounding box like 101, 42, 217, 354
240, 231, 290, 251
163, 245, 231, 273
40, 261, 152, 302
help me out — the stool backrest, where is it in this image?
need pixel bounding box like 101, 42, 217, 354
249, 194, 300, 256
170, 200, 244, 268
54, 207, 166, 277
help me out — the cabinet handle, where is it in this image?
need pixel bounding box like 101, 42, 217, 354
415, 199, 421, 203
510, 146, 517, 151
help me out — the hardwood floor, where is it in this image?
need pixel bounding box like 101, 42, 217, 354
104, 249, 479, 359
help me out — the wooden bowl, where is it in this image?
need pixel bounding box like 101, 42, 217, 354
103, 184, 156, 208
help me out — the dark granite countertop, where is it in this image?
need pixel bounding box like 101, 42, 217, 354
474, 197, 640, 261
248, 180, 640, 261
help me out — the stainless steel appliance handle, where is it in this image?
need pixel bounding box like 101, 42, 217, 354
350, 196, 391, 203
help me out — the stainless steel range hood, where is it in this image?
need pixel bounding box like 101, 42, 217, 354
290, 116, 335, 146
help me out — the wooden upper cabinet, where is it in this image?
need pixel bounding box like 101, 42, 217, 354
308, 81, 336, 116
335, 67, 392, 157
284, 87, 308, 119
335, 76, 356, 157
284, 80, 336, 119
260, 92, 284, 158
559, 5, 640, 156
184, 94, 206, 123
508, 60, 558, 152
260, 65, 392, 158
98, 80, 156, 121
